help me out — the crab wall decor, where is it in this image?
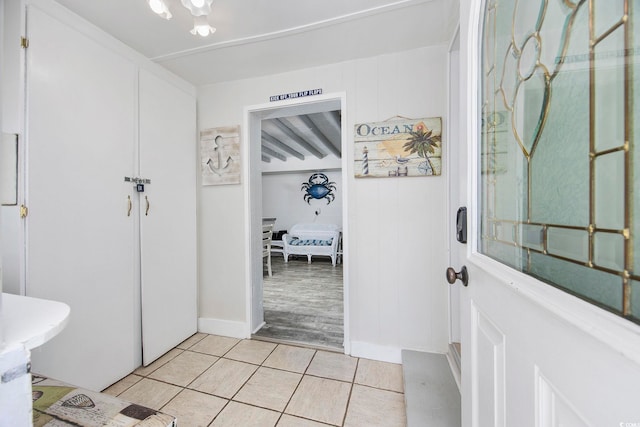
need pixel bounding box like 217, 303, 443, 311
301, 173, 336, 204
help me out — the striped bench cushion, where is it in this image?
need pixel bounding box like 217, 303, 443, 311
288, 238, 333, 246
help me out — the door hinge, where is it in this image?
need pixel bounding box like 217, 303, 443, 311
19, 204, 28, 218
20, 37, 29, 49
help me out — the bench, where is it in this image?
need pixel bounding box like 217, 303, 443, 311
282, 223, 341, 266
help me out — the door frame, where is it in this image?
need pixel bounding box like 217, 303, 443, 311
446, 23, 462, 388
243, 92, 350, 354
461, 0, 640, 370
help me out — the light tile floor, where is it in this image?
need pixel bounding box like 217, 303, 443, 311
103, 333, 406, 427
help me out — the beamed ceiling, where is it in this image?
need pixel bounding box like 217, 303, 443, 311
261, 111, 341, 164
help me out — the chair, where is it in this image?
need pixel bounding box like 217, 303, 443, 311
262, 223, 274, 276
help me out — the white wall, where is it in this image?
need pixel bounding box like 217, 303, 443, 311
198, 44, 451, 359
263, 171, 343, 232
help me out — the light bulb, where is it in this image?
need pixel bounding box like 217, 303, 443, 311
190, 16, 216, 37
148, 0, 172, 19
149, 0, 163, 14
197, 26, 211, 36
181, 0, 213, 16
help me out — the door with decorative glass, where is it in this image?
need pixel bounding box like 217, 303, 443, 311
457, 0, 640, 425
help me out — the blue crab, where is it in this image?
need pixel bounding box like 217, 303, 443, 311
301, 173, 336, 204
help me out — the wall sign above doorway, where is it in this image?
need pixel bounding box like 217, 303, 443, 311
269, 89, 323, 102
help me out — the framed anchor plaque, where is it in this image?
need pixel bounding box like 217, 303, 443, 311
200, 125, 241, 185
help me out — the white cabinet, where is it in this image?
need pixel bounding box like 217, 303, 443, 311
138, 70, 197, 365
24, 4, 196, 391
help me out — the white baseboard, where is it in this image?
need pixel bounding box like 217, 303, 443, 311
198, 317, 249, 339
445, 346, 462, 391
251, 321, 266, 335
350, 341, 402, 364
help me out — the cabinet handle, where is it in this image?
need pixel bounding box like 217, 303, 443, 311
127, 195, 132, 217
145, 196, 150, 216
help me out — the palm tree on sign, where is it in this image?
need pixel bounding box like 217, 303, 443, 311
403, 123, 441, 175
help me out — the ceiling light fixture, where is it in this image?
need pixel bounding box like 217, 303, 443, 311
190, 15, 216, 37
147, 0, 216, 37
148, 0, 172, 20
181, 0, 213, 16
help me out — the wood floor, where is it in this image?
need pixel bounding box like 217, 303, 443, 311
254, 255, 344, 349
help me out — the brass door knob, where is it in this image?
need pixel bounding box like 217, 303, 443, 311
446, 266, 469, 287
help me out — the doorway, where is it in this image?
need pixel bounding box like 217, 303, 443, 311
244, 93, 349, 352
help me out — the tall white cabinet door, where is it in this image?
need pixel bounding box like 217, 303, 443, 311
138, 69, 197, 365
25, 6, 140, 391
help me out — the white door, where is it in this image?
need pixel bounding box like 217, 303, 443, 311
458, 0, 640, 425
138, 69, 197, 365
25, 5, 140, 391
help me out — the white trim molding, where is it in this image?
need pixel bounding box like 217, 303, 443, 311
350, 341, 402, 364
198, 317, 249, 339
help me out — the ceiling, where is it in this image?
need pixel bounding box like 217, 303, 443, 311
53, 0, 458, 165
54, 0, 459, 86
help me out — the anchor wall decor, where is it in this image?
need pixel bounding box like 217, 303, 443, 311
200, 125, 241, 185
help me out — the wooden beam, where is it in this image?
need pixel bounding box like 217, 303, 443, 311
272, 118, 326, 159
262, 131, 305, 160
300, 114, 341, 158
262, 146, 287, 161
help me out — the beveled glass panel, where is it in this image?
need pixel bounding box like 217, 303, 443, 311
519, 223, 544, 251
529, 67, 590, 227
484, 6, 496, 76
516, 70, 547, 156
512, 0, 544, 47
593, 232, 624, 271
518, 35, 539, 80
494, 0, 516, 81
493, 153, 526, 222
537, 0, 573, 73
594, 27, 625, 152
551, 1, 589, 74
500, 45, 519, 110
546, 227, 589, 263
494, 221, 516, 245
595, 151, 624, 230
483, 240, 526, 270
485, 73, 497, 126
593, 0, 624, 40
529, 253, 623, 313
480, 0, 636, 323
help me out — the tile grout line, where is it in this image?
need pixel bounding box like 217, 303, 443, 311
279, 347, 317, 421
339, 357, 361, 427
112, 334, 407, 426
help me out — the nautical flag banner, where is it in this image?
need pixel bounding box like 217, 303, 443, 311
354, 117, 442, 178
